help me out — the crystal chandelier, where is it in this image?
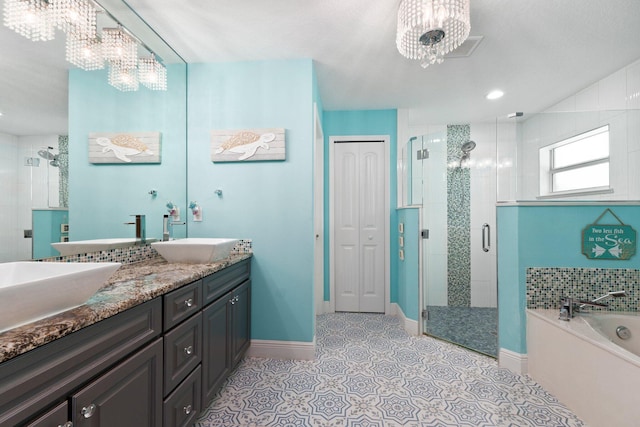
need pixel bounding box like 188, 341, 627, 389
108, 63, 139, 92
138, 55, 167, 91
51, 0, 96, 38
3, 0, 168, 92
102, 26, 137, 69
3, 0, 55, 41
65, 32, 103, 70
396, 0, 470, 68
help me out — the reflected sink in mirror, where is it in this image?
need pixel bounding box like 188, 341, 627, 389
0, 262, 121, 332
152, 238, 239, 264
51, 238, 159, 256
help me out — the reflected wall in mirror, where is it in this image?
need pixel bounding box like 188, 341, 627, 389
497, 59, 640, 203
0, 0, 187, 262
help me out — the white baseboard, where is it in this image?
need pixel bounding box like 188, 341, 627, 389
246, 338, 316, 360
499, 348, 528, 375
393, 303, 419, 336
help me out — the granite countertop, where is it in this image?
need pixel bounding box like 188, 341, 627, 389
0, 254, 252, 364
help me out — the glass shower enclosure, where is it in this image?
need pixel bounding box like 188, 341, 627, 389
404, 123, 498, 357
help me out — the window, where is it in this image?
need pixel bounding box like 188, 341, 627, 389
539, 125, 610, 197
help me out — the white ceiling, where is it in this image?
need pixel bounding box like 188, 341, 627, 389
2, 0, 640, 135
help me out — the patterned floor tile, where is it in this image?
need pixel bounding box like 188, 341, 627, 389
196, 313, 585, 427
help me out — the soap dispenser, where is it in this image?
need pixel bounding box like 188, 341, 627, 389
189, 201, 202, 222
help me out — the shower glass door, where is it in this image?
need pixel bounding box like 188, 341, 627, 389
413, 124, 498, 357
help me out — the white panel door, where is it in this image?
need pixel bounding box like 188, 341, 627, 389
334, 141, 385, 313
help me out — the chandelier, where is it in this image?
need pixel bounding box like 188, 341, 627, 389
2, 0, 167, 91
396, 0, 470, 68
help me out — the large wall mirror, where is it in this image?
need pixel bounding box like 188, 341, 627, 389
0, 0, 187, 262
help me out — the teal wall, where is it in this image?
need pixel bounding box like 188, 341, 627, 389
187, 59, 316, 343
68, 65, 187, 242
397, 207, 420, 320
32, 209, 68, 258
497, 204, 640, 354
322, 110, 399, 303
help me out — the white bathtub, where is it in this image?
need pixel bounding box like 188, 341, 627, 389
527, 309, 640, 427
583, 312, 640, 357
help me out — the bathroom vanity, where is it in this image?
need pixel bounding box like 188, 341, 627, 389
0, 256, 251, 427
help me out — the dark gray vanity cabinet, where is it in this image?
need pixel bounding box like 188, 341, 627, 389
71, 338, 163, 426
23, 402, 69, 427
0, 258, 251, 427
0, 298, 162, 427
201, 260, 251, 409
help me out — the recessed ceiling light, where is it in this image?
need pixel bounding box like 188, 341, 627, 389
486, 90, 504, 100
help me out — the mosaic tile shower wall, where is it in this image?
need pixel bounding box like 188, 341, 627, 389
447, 124, 471, 307
58, 135, 69, 208
526, 267, 640, 311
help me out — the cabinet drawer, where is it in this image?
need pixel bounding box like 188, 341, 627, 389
164, 280, 202, 330
24, 401, 69, 427
203, 259, 250, 306
163, 365, 201, 427
164, 312, 202, 394
0, 299, 162, 427
71, 338, 163, 427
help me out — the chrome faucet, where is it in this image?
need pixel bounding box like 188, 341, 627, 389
559, 296, 608, 321
162, 214, 170, 241
125, 214, 146, 243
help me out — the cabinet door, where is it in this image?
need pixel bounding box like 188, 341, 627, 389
71, 338, 163, 427
164, 312, 202, 395
24, 401, 69, 427
230, 280, 251, 368
201, 295, 230, 409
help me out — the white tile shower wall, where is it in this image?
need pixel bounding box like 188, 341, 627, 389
518, 58, 640, 201
0, 133, 19, 262
470, 123, 497, 308
496, 121, 517, 201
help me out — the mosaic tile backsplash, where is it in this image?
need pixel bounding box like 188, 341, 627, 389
447, 124, 471, 307
526, 267, 640, 312
41, 239, 253, 265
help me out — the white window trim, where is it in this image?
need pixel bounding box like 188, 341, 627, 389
539, 125, 611, 198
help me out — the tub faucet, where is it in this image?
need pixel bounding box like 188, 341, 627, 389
559, 297, 608, 321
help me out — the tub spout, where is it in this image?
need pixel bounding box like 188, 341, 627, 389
580, 290, 626, 310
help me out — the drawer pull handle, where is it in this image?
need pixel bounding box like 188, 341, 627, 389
81, 403, 96, 418
184, 298, 194, 308
58, 422, 73, 427
184, 345, 193, 355
230, 295, 239, 305
184, 404, 192, 415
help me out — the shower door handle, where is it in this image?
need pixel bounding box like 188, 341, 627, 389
482, 223, 490, 252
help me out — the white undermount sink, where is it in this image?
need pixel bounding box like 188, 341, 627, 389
51, 238, 158, 256
151, 238, 239, 264
0, 262, 121, 332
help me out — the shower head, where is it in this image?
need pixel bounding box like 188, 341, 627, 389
37, 148, 56, 160
461, 141, 476, 153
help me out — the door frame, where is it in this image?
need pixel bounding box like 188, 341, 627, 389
329, 134, 391, 314
313, 103, 325, 316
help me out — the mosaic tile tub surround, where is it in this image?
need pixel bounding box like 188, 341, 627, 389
41, 239, 253, 265
526, 267, 640, 312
